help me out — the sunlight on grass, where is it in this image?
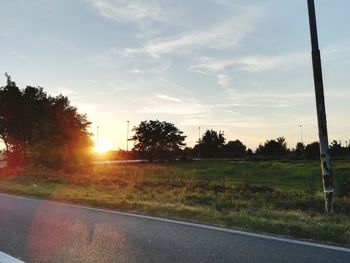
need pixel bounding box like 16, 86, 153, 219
0, 159, 349, 244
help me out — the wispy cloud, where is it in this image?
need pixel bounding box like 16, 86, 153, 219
231, 103, 288, 108
156, 94, 182, 103
124, 8, 262, 58
235, 91, 314, 99
127, 60, 172, 74
193, 44, 350, 75
83, 48, 171, 73
324, 45, 350, 56
192, 52, 309, 74
190, 52, 309, 90
46, 86, 77, 97
217, 74, 231, 89
227, 91, 314, 108
87, 0, 168, 23
137, 89, 294, 117
138, 95, 204, 115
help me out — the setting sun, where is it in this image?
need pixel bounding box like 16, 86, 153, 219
94, 138, 113, 153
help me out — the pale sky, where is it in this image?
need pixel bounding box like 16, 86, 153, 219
1, 0, 350, 150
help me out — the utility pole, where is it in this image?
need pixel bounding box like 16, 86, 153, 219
96, 126, 99, 146
198, 127, 201, 159
300, 124, 303, 144
126, 121, 129, 159
307, 0, 334, 213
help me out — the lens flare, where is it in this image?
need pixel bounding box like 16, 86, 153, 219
94, 138, 113, 153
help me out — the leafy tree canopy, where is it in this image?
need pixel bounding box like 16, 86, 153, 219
199, 130, 225, 158
223, 140, 247, 158
256, 137, 289, 157
294, 142, 305, 157
0, 74, 93, 169
304, 142, 320, 159
131, 120, 186, 161
329, 140, 346, 156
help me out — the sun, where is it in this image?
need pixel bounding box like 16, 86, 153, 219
94, 138, 113, 153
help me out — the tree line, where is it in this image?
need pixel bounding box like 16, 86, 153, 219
104, 120, 350, 161
1, 76, 349, 168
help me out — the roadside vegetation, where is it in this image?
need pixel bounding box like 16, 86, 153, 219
1, 159, 350, 245
1, 75, 349, 245
0, 74, 92, 170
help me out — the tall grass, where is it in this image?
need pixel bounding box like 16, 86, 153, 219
0, 159, 350, 244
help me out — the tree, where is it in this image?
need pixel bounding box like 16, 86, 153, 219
0, 74, 25, 163
29, 94, 93, 169
131, 120, 186, 161
0, 74, 93, 169
329, 140, 346, 156
256, 137, 289, 157
223, 140, 247, 158
294, 142, 305, 158
304, 142, 320, 159
199, 130, 225, 158
246, 148, 253, 158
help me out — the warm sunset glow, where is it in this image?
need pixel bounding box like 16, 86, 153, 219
94, 138, 113, 153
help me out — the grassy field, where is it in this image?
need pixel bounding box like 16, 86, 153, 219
0, 159, 350, 245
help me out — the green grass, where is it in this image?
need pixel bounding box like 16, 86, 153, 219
0, 159, 350, 244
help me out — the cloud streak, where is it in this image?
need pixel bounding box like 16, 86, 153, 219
156, 94, 182, 103
138, 96, 204, 115
87, 0, 168, 23
192, 44, 350, 75
192, 52, 309, 74
124, 8, 263, 58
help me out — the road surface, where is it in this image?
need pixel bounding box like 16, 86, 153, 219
0, 193, 349, 263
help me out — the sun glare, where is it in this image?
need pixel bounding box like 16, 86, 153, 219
94, 138, 113, 153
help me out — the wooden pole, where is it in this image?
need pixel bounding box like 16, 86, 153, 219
307, 0, 335, 213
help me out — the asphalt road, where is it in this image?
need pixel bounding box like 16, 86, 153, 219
0, 194, 349, 263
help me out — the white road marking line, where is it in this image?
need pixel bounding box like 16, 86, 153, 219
1, 193, 350, 253
0, 251, 25, 263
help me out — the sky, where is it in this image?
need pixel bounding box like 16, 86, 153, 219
1, 0, 350, 150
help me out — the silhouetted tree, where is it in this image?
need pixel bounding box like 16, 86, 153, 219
199, 130, 225, 158
294, 142, 305, 158
131, 120, 186, 161
30, 95, 93, 169
223, 140, 247, 158
304, 142, 320, 159
329, 140, 346, 156
246, 148, 253, 158
0, 74, 93, 169
0, 74, 25, 164
180, 146, 194, 161
256, 137, 289, 157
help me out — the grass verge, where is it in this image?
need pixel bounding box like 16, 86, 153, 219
0, 159, 350, 245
